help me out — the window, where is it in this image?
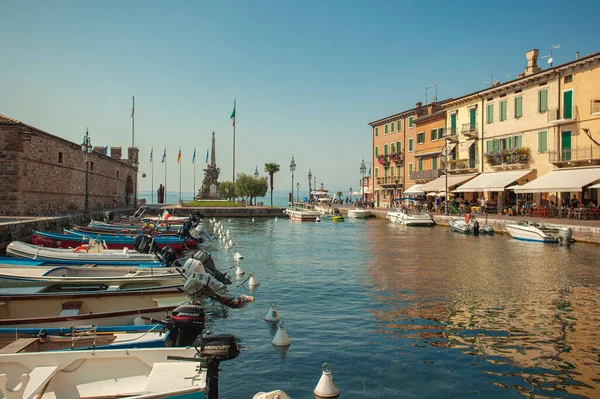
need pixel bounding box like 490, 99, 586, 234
408, 162, 413, 173
391, 123, 395, 133
538, 89, 548, 112
391, 143, 395, 153
432, 156, 438, 170
58, 152, 63, 163
408, 138, 414, 152
450, 113, 457, 135
375, 146, 379, 157
499, 100, 507, 121
398, 120, 402, 131
375, 167, 379, 177
514, 96, 523, 118
397, 141, 402, 154
408, 116, 414, 129
438, 127, 445, 138
385, 124, 389, 135
417, 132, 425, 144
538, 130, 548, 153
486, 103, 494, 124
430, 129, 438, 141
390, 166, 395, 176
375, 127, 379, 137
418, 158, 423, 171
564, 75, 573, 83
384, 144, 388, 155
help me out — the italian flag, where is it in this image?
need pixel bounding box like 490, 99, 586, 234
162, 209, 172, 221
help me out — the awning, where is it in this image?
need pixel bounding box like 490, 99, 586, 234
403, 184, 424, 195
514, 167, 600, 193
589, 183, 600, 189
446, 142, 457, 154
453, 169, 534, 192
415, 150, 442, 158
419, 173, 478, 192
459, 139, 475, 152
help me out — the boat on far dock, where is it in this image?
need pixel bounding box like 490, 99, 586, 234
284, 207, 321, 221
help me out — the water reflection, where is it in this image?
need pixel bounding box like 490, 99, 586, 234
365, 222, 600, 398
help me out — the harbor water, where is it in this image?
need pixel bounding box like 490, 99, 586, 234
195, 216, 600, 398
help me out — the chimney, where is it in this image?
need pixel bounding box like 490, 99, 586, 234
517, 72, 525, 79
525, 49, 541, 76
576, 52, 580, 60
415, 101, 422, 108
93, 146, 105, 154
110, 147, 122, 160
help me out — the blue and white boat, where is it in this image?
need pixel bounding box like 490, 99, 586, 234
504, 221, 573, 243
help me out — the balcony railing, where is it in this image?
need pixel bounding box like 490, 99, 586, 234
409, 169, 443, 180
377, 154, 390, 165
376, 177, 402, 186
390, 152, 403, 165
548, 106, 577, 124
484, 147, 530, 167
461, 123, 478, 138
548, 144, 600, 164
440, 127, 458, 142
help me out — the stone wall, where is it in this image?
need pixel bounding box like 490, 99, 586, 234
0, 117, 138, 215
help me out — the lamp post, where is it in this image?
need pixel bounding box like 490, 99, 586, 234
289, 155, 296, 206
296, 182, 300, 203
80, 128, 93, 216
443, 138, 450, 215
360, 158, 367, 203
308, 169, 312, 204
254, 166, 259, 178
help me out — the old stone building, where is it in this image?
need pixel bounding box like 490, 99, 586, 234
0, 114, 138, 215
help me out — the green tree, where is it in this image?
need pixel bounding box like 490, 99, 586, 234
337, 191, 343, 203
235, 174, 268, 205
264, 163, 280, 207
219, 181, 236, 201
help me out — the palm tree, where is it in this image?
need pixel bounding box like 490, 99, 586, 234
264, 163, 280, 207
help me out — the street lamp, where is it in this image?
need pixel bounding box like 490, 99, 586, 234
254, 166, 259, 178
289, 155, 296, 205
308, 169, 312, 204
360, 158, 367, 203
80, 128, 93, 216
442, 137, 451, 215
296, 182, 300, 203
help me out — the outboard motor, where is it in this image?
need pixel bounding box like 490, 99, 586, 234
193, 250, 232, 285
165, 304, 206, 347
133, 235, 161, 254
103, 211, 114, 223
178, 220, 203, 243
558, 227, 574, 244
159, 246, 178, 266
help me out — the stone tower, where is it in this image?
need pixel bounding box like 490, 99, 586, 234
197, 131, 220, 199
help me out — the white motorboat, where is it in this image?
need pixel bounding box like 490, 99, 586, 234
448, 217, 473, 234
387, 210, 434, 226
347, 203, 371, 219
284, 207, 321, 221
0, 340, 239, 399
6, 240, 160, 265
504, 221, 573, 243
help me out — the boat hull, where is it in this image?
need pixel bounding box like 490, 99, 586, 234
504, 223, 557, 243
32, 231, 193, 251
285, 208, 320, 221
347, 210, 371, 218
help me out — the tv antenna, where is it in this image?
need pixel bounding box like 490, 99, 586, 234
542, 45, 560, 67
481, 73, 498, 87
425, 83, 437, 105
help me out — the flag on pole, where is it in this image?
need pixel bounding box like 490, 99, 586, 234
150, 147, 153, 162
205, 149, 209, 163
162, 148, 166, 163
131, 96, 135, 118
192, 148, 196, 164
177, 148, 181, 164
230, 101, 236, 126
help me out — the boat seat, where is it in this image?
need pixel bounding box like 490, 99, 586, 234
59, 301, 83, 316
0, 365, 59, 399
0, 338, 38, 354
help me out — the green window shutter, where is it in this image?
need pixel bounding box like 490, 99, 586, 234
375, 147, 379, 157
385, 124, 388, 134
391, 123, 395, 133
539, 89, 548, 112
375, 127, 379, 137
563, 91, 573, 119
486, 140, 493, 153
450, 113, 457, 134
391, 166, 394, 176
384, 144, 388, 155
515, 97, 523, 118
507, 137, 513, 149
515, 135, 522, 148
409, 163, 413, 172
430, 129, 436, 140
418, 158, 423, 171
469, 108, 476, 129
432, 156, 438, 169
391, 143, 395, 153
398, 120, 402, 131
397, 141, 402, 153
538, 131, 547, 153
375, 167, 378, 177
493, 139, 500, 152
409, 138, 413, 152
408, 117, 413, 128
500, 101, 507, 121
486, 104, 494, 124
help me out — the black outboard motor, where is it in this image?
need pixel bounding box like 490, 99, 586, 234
178, 220, 203, 243
167, 332, 240, 399
159, 246, 178, 266
193, 250, 232, 285
133, 235, 161, 254
473, 221, 480, 236
164, 304, 206, 347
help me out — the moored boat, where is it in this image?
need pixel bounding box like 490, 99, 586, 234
387, 209, 435, 226
284, 207, 321, 221
449, 217, 473, 234
347, 202, 371, 218
504, 220, 573, 243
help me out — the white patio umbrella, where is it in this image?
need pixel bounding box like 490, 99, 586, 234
437, 191, 455, 197
426, 192, 438, 197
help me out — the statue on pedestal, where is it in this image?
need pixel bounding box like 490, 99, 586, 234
197, 131, 220, 199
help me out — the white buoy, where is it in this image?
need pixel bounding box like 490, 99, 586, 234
316, 217, 321, 223
271, 321, 291, 346
226, 229, 230, 237
275, 217, 278, 221
313, 363, 340, 398
234, 250, 243, 260
252, 217, 255, 222
235, 264, 245, 275
228, 218, 231, 222
252, 390, 291, 399
264, 302, 280, 322
228, 239, 233, 247
248, 273, 259, 287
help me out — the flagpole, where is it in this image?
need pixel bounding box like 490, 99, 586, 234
151, 149, 154, 204
193, 148, 196, 199
164, 149, 167, 204
232, 99, 236, 184
132, 95, 136, 207
179, 150, 182, 203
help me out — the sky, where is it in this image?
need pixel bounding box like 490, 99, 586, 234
2, 0, 600, 197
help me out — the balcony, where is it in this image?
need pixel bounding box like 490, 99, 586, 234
442, 127, 459, 142
549, 144, 600, 166
444, 158, 478, 174
409, 169, 443, 181
548, 106, 577, 124
377, 154, 390, 166
389, 152, 403, 165
484, 147, 530, 170
376, 177, 402, 187
461, 123, 478, 139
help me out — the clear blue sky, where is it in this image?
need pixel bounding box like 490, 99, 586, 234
2, 0, 599, 196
